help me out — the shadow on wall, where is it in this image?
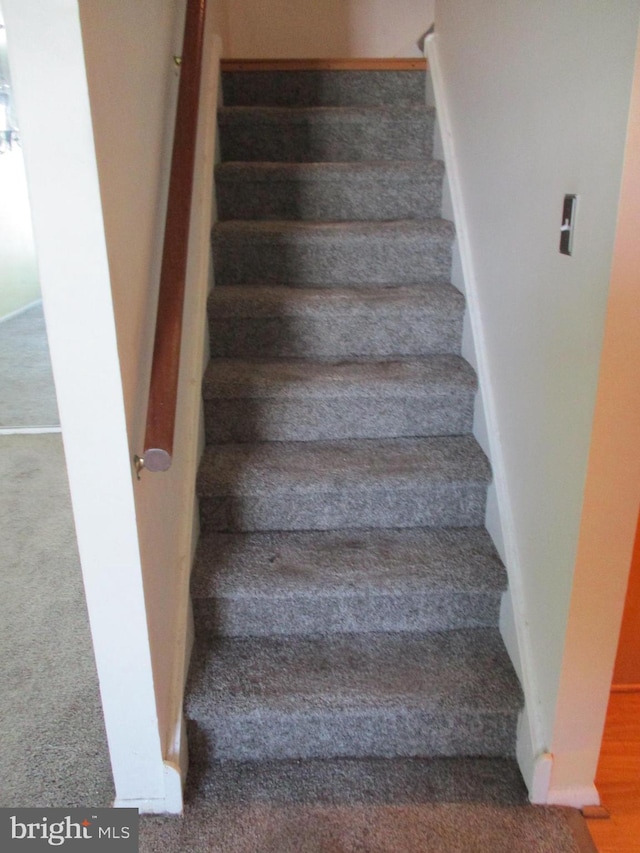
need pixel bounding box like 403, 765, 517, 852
219, 0, 432, 59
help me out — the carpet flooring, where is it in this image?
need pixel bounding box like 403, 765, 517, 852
140, 752, 596, 852
0, 433, 113, 808
141, 802, 594, 853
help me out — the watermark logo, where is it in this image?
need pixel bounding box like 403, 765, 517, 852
1, 809, 138, 851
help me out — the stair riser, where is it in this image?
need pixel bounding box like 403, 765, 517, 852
222, 70, 427, 108
209, 315, 463, 360
218, 110, 433, 163
193, 593, 501, 638
216, 169, 443, 222
204, 395, 474, 443
201, 710, 517, 761
211, 226, 453, 287
199, 483, 488, 533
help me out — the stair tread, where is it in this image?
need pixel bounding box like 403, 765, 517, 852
216, 160, 443, 183
215, 160, 444, 222
213, 217, 454, 238
209, 283, 464, 318
197, 435, 490, 496
221, 69, 428, 108
212, 219, 454, 286
202, 356, 475, 443
192, 528, 506, 600
218, 105, 433, 163
187, 628, 522, 717
219, 104, 434, 121
208, 284, 464, 361
203, 356, 476, 400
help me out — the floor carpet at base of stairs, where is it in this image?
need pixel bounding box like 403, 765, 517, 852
139, 751, 595, 853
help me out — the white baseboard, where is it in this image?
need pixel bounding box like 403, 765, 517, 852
516, 709, 553, 803
500, 591, 522, 682
113, 757, 186, 815
546, 784, 600, 808
113, 719, 189, 814
0, 426, 61, 435
486, 482, 506, 565
113, 782, 180, 815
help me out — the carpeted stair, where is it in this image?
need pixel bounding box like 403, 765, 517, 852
187, 66, 522, 792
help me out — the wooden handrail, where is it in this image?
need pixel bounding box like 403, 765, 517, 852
140, 0, 207, 473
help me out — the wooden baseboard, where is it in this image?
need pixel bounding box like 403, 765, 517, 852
610, 683, 640, 693
221, 58, 427, 72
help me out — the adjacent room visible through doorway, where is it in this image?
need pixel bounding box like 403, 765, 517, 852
0, 7, 59, 433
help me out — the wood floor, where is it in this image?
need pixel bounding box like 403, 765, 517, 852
587, 691, 640, 852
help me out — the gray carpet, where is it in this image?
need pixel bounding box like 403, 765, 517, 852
0, 302, 60, 429
218, 105, 434, 163
211, 220, 454, 286
202, 356, 476, 443
141, 802, 592, 853
0, 433, 113, 808
221, 69, 428, 107
215, 160, 445, 221
139, 752, 595, 852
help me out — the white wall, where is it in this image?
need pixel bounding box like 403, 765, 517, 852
431, 0, 640, 801
220, 0, 434, 58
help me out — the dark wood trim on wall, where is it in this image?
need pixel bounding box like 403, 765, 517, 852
221, 58, 428, 72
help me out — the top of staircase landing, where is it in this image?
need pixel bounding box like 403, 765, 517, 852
221, 59, 428, 72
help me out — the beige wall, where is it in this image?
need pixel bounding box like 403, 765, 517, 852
78, 0, 185, 764
219, 0, 434, 58
433, 0, 640, 802
78, 1, 222, 807
78, 0, 182, 436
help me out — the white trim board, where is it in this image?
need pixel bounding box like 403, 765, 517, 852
0, 426, 61, 434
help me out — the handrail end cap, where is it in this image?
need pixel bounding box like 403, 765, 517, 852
144, 448, 172, 472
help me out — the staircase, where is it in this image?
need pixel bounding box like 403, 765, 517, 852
186, 65, 522, 783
